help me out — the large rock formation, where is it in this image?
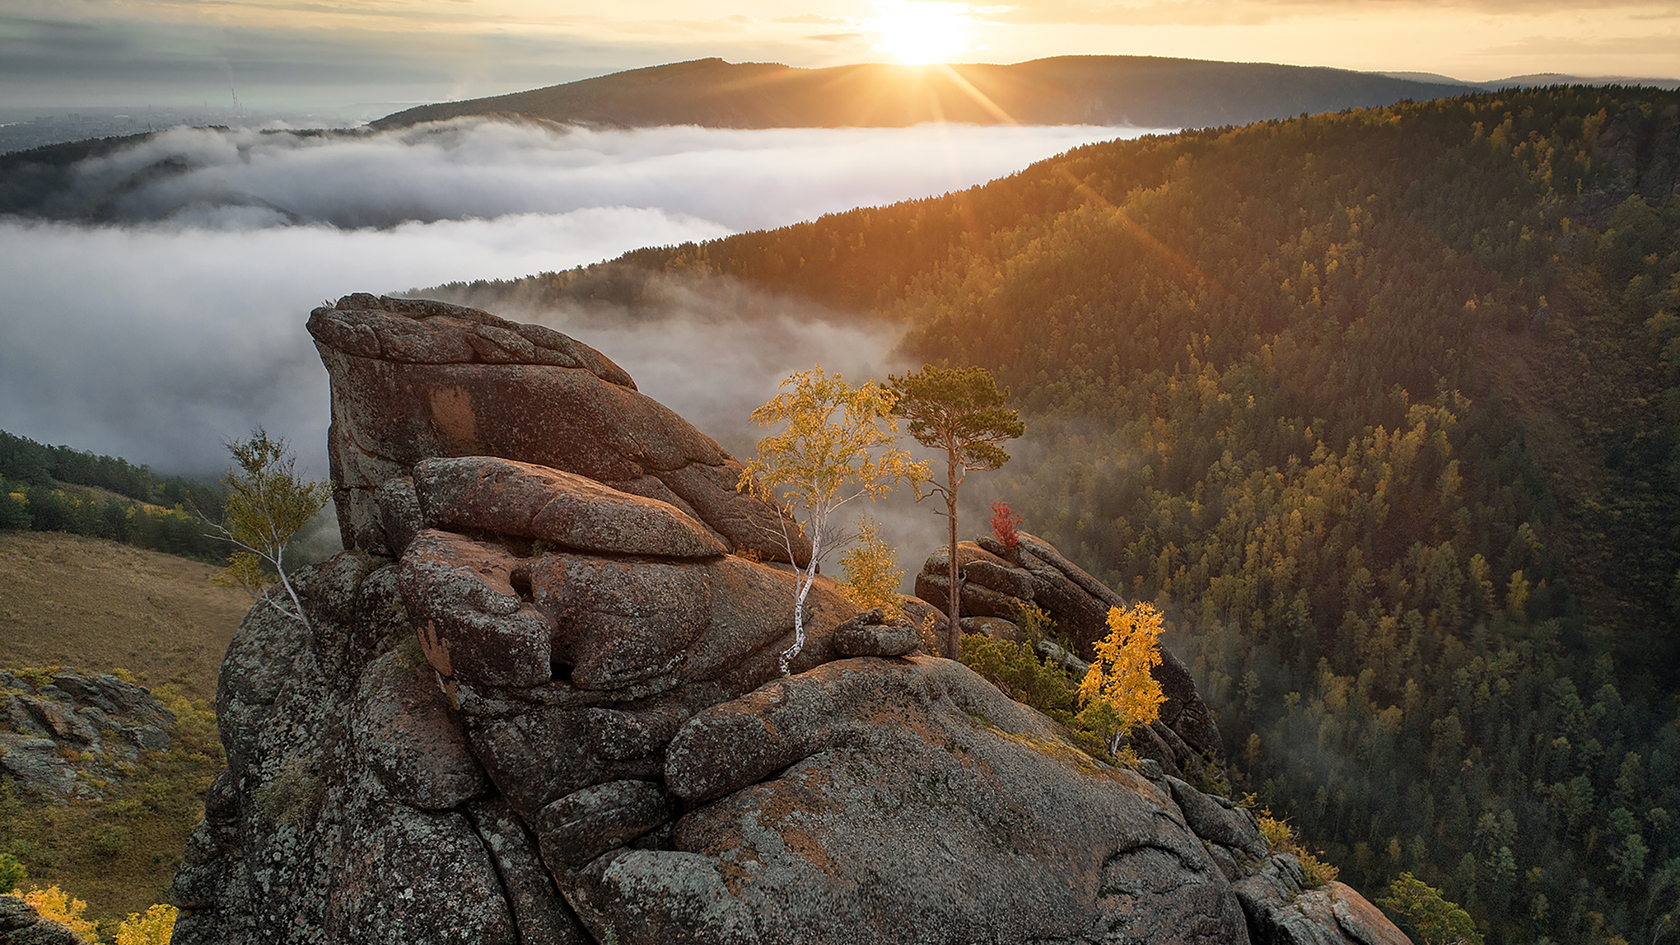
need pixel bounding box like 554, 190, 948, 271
307, 293, 807, 565
170, 296, 1408, 945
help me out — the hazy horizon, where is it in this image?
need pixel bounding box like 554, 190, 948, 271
3, 0, 1676, 114
5, 58, 1678, 119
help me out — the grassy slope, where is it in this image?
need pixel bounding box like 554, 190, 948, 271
0, 531, 247, 930
0, 531, 245, 701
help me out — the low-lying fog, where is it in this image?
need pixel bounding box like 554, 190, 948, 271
1, 118, 1164, 564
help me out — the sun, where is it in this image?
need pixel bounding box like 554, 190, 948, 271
865, 1, 974, 65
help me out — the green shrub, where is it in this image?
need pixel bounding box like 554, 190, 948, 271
1256, 809, 1340, 889
1297, 853, 1340, 889
0, 488, 29, 530
0, 852, 25, 893
959, 634, 1078, 713
94, 825, 133, 858
1377, 872, 1483, 945
958, 634, 1138, 763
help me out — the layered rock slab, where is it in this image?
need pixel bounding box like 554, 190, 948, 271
574, 655, 1250, 945
413, 456, 729, 559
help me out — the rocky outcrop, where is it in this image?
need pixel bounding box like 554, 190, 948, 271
1, 670, 175, 801
307, 294, 807, 566
916, 535, 1221, 780
171, 297, 1408, 945
1234, 857, 1409, 945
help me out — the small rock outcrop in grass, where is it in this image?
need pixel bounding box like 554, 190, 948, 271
0, 671, 174, 801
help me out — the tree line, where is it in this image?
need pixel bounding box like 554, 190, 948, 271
0, 429, 229, 561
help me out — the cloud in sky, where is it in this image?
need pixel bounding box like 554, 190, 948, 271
48, 119, 1145, 231
991, 0, 1680, 27
0, 119, 1152, 484
0, 11, 641, 109
974, 1, 1680, 79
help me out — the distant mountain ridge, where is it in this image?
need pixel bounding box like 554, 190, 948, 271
1386, 70, 1680, 90
371, 55, 1479, 131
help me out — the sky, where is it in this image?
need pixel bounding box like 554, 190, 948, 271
3, 0, 1677, 112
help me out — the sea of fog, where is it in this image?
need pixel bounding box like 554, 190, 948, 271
0, 118, 1165, 559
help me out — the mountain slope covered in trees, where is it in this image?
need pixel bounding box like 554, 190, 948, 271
433, 87, 1680, 943
0, 430, 228, 560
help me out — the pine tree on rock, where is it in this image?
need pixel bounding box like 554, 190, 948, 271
888, 364, 1024, 660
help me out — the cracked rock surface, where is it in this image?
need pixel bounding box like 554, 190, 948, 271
170, 297, 1407, 945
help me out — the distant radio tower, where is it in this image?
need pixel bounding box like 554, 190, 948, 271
230, 87, 242, 115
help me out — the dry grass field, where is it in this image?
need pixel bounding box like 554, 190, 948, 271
0, 531, 248, 700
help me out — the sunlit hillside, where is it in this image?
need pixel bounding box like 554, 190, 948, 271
437, 86, 1680, 943
0, 531, 243, 927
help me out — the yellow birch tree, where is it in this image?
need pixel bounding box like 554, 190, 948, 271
1078, 603, 1167, 758
739, 367, 927, 674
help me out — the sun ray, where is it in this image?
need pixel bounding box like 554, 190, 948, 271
934, 64, 1017, 125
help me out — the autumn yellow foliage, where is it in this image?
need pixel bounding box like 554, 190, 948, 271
739, 366, 927, 673
836, 518, 903, 619
1077, 603, 1166, 755
19, 885, 176, 944
116, 903, 178, 945
22, 886, 98, 940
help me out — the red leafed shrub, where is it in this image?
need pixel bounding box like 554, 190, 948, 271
990, 501, 1023, 550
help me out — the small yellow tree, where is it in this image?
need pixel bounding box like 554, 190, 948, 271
836, 517, 903, 620
1077, 603, 1166, 759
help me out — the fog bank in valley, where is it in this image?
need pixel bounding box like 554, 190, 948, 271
25, 119, 1157, 231
1, 118, 1163, 564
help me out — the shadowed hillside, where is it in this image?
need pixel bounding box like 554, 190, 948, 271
371, 55, 1475, 131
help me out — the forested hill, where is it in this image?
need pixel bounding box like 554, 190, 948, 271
432, 87, 1680, 943
0, 429, 228, 560
371, 55, 1474, 131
